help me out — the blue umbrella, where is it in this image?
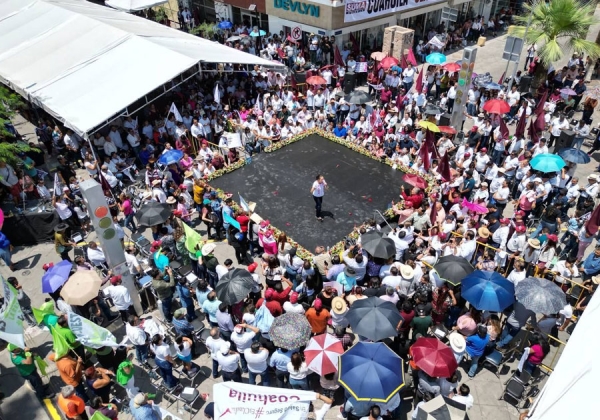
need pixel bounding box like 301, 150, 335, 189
338, 342, 405, 403
426, 52, 447, 65
158, 149, 184, 165
461, 270, 515, 312
41, 260, 73, 293
530, 153, 566, 173
249, 29, 266, 37
558, 147, 591, 164
217, 21, 232, 29
485, 82, 504, 90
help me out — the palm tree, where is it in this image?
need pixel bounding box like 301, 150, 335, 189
509, 0, 600, 67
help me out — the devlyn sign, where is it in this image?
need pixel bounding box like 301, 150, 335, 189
273, 0, 320, 17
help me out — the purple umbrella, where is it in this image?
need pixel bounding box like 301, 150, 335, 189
41, 260, 72, 293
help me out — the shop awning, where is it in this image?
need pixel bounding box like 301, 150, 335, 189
105, 0, 168, 12
0, 0, 283, 136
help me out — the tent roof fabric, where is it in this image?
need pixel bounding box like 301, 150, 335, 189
105, 0, 168, 12
0, 0, 282, 135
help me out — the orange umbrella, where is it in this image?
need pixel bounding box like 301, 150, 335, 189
442, 62, 461, 73
306, 76, 327, 85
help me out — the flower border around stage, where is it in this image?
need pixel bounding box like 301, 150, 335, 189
207, 126, 437, 260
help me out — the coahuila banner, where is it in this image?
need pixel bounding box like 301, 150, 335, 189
0, 276, 25, 348
344, 0, 445, 23
214, 382, 316, 420
67, 311, 118, 348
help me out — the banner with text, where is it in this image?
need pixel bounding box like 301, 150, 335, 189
344, 0, 445, 23
213, 382, 316, 420
0, 276, 25, 348
67, 311, 118, 348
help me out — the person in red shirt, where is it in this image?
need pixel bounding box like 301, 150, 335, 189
269, 278, 293, 305
236, 211, 250, 233
255, 289, 283, 317
400, 185, 424, 208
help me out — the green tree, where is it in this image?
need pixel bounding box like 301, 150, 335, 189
509, 0, 600, 67
0, 86, 37, 166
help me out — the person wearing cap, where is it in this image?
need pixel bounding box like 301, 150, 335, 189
216, 341, 242, 382
578, 174, 600, 206
103, 275, 133, 323
255, 288, 283, 317
130, 392, 161, 420
231, 323, 260, 373
507, 225, 527, 256
305, 298, 331, 335
472, 182, 490, 204
9, 344, 55, 400
283, 292, 305, 314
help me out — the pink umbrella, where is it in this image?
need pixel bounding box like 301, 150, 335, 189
462, 198, 488, 214
304, 334, 344, 375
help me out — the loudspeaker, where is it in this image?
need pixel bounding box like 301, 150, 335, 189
438, 113, 451, 127
556, 129, 575, 150
344, 72, 357, 94
295, 71, 306, 85
519, 75, 532, 93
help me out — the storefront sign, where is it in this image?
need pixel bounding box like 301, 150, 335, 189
274, 0, 320, 17
344, 0, 444, 23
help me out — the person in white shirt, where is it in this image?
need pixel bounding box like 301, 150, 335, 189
572, 119, 590, 150
100, 165, 119, 188
87, 241, 106, 266
458, 231, 477, 262
532, 138, 549, 156
244, 342, 270, 386
216, 342, 241, 381
205, 327, 225, 378
151, 180, 167, 203
311, 174, 328, 221
231, 323, 260, 373
387, 230, 409, 261
283, 292, 305, 314
104, 275, 133, 322
124, 247, 142, 275
108, 126, 125, 150
506, 85, 521, 122
451, 384, 474, 410
103, 136, 118, 157
549, 114, 570, 148
579, 174, 599, 202
491, 219, 511, 250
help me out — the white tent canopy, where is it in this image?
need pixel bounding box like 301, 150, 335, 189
106, 0, 167, 12
0, 0, 283, 136
527, 290, 600, 420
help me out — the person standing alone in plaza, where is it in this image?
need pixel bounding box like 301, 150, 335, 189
310, 174, 328, 222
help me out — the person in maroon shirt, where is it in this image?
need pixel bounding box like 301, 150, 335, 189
380, 86, 392, 104
255, 289, 283, 317
269, 277, 293, 305
400, 185, 424, 208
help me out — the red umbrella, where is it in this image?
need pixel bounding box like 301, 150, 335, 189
304, 334, 344, 375
411, 337, 458, 378
442, 62, 461, 73
403, 173, 428, 189
483, 99, 511, 114
438, 126, 457, 135
514, 107, 528, 139
306, 76, 327, 85
380, 56, 399, 70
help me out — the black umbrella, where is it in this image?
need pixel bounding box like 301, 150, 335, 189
344, 91, 372, 105
424, 105, 445, 115
360, 231, 396, 259
216, 268, 255, 305
346, 297, 402, 341
134, 201, 172, 227
433, 255, 474, 286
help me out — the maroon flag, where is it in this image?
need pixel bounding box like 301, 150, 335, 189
401, 53, 408, 69
499, 118, 509, 140
425, 129, 439, 159
415, 67, 424, 93
418, 141, 430, 172
528, 118, 540, 143
430, 199, 438, 225
534, 91, 548, 116
349, 33, 359, 55
97, 170, 112, 196
586, 203, 600, 235
334, 45, 345, 67
514, 108, 527, 139
498, 71, 505, 84
407, 49, 417, 66
534, 111, 546, 132
291, 74, 297, 90
438, 151, 452, 182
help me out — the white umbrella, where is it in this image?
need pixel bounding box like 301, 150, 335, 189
106, 0, 168, 12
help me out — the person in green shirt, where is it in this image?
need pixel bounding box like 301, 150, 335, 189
56, 316, 85, 360
410, 308, 433, 338
9, 344, 54, 399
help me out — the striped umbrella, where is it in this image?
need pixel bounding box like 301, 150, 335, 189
304, 334, 344, 375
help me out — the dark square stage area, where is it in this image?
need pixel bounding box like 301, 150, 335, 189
211, 134, 409, 251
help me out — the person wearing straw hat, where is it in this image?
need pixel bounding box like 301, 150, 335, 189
330, 296, 349, 328
448, 332, 466, 363
9, 344, 55, 400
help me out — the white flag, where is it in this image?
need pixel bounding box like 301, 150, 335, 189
66, 311, 118, 348
214, 84, 221, 104
169, 102, 183, 122
239, 194, 250, 212
0, 276, 25, 348
254, 94, 261, 111
53, 173, 61, 196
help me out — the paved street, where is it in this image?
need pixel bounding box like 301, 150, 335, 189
2, 8, 600, 420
